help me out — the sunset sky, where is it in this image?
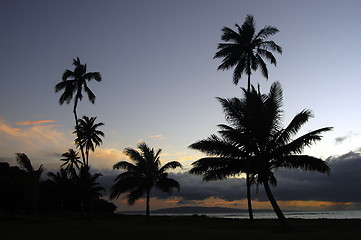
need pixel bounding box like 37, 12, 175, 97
1, 0, 361, 212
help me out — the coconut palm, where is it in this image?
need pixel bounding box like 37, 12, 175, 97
214, 15, 282, 220
16, 153, 44, 217
47, 168, 73, 213
73, 116, 104, 166
214, 15, 282, 90
74, 116, 104, 167
189, 82, 332, 230
60, 149, 82, 175
55, 57, 102, 164
73, 165, 104, 222
110, 142, 182, 223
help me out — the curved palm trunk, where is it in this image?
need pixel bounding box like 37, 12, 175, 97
263, 181, 292, 231
73, 100, 86, 166
246, 172, 254, 223
245, 74, 253, 223
145, 189, 150, 224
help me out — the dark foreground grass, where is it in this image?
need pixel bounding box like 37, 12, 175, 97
1, 214, 361, 240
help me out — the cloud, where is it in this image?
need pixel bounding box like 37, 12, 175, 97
102, 150, 361, 207
148, 134, 164, 140
16, 120, 56, 126
0, 118, 72, 167
90, 147, 125, 171
335, 131, 359, 144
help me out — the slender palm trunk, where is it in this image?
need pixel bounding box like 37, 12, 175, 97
86, 149, 89, 168
73, 100, 86, 166
145, 189, 150, 224
247, 58, 251, 92
263, 181, 292, 231
245, 73, 254, 223
246, 172, 254, 223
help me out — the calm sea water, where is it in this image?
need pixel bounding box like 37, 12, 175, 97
201, 210, 361, 219
152, 210, 361, 219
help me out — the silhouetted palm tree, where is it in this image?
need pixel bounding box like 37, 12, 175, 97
214, 15, 282, 221
47, 168, 73, 213
214, 15, 282, 90
190, 82, 332, 230
74, 116, 104, 167
60, 149, 82, 175
55, 57, 102, 164
110, 142, 182, 223
16, 153, 44, 217
73, 165, 104, 222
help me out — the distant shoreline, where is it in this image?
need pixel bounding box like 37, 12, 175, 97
117, 207, 361, 219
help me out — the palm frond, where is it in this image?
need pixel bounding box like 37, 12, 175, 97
127, 187, 146, 205
276, 109, 313, 145
275, 127, 333, 155
275, 155, 330, 175
16, 153, 34, 172
190, 157, 246, 177
62, 69, 75, 81
123, 147, 144, 166
84, 72, 102, 82
159, 161, 183, 173
84, 84, 96, 104
155, 177, 180, 194
113, 161, 138, 172
189, 134, 245, 158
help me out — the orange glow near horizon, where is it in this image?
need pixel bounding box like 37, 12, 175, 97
110, 194, 359, 212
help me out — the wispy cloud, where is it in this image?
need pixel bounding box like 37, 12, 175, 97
0, 117, 72, 167
16, 120, 56, 126
335, 131, 360, 144
148, 134, 164, 139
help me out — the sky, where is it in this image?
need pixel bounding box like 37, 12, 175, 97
1, 0, 361, 212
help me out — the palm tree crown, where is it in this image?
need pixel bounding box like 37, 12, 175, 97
110, 142, 182, 223
60, 149, 82, 175
74, 116, 105, 166
189, 82, 332, 230
55, 57, 102, 108
214, 15, 282, 90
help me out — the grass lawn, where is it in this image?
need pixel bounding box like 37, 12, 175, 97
1, 214, 361, 240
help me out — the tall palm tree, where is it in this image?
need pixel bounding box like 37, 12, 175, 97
16, 153, 44, 217
214, 15, 282, 91
74, 116, 105, 167
55, 57, 102, 164
189, 82, 332, 230
60, 149, 82, 175
214, 15, 282, 221
110, 142, 182, 223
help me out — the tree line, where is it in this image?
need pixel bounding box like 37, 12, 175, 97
0, 15, 331, 231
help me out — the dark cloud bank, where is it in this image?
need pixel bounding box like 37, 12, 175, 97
97, 151, 361, 207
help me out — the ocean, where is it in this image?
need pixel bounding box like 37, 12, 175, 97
152, 210, 361, 219
197, 210, 361, 219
